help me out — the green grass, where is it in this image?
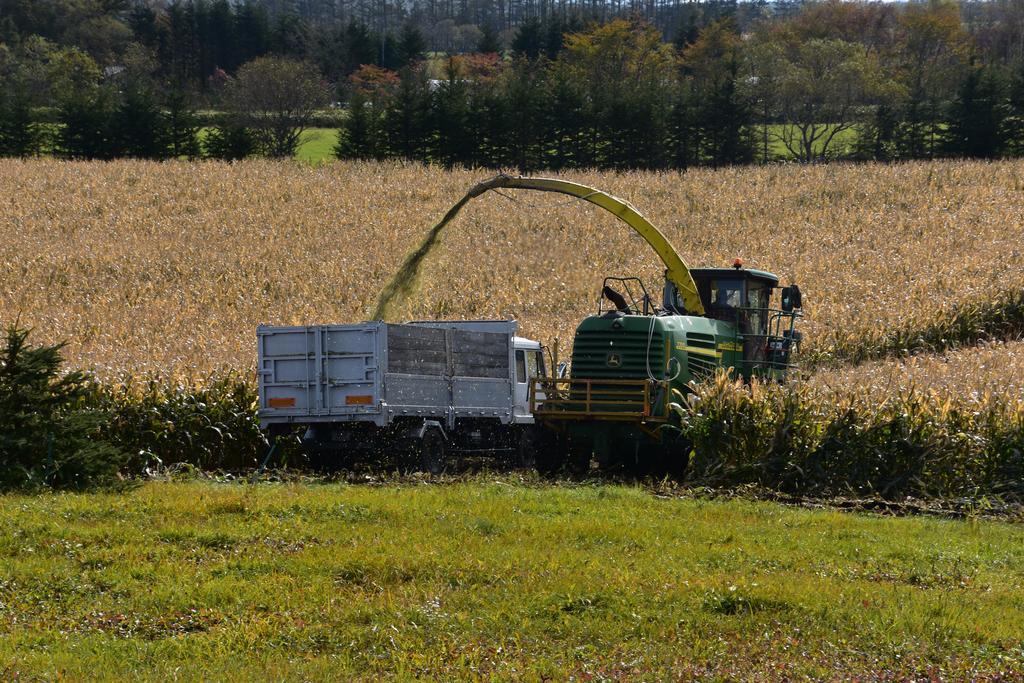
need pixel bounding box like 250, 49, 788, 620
2, 479, 1022, 680
194, 127, 340, 164
761, 124, 861, 161
295, 128, 339, 164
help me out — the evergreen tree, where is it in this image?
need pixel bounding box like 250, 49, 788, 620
668, 84, 700, 169
0, 90, 41, 157
235, 1, 273, 65
852, 104, 899, 161
163, 0, 201, 88
128, 2, 160, 47
477, 24, 501, 55
546, 16, 583, 60
673, 10, 701, 51
344, 21, 380, 73
204, 0, 238, 72
698, 60, 754, 166
110, 87, 168, 159
504, 63, 546, 171
335, 91, 379, 160
383, 67, 431, 160
0, 325, 127, 493
203, 122, 256, 160
895, 92, 936, 159
380, 34, 400, 70
512, 18, 543, 62
544, 67, 588, 169
1005, 61, 1024, 155
432, 59, 472, 167
272, 12, 308, 58
57, 90, 115, 160
164, 90, 201, 159
397, 22, 426, 66
944, 67, 1009, 159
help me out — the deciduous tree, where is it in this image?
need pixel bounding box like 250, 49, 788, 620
224, 56, 330, 158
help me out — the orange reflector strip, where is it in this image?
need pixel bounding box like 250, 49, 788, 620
346, 395, 374, 405
268, 397, 296, 408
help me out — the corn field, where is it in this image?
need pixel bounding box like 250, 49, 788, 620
2, 158, 1024, 494
3, 158, 1023, 380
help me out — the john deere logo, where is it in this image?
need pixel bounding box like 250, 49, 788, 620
606, 353, 622, 368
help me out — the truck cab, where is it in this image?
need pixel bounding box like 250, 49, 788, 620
512, 337, 546, 423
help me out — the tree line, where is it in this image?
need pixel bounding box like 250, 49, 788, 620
339, 10, 1024, 168
4, 1, 1024, 166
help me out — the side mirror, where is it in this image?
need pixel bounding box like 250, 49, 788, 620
781, 284, 802, 313
557, 361, 570, 378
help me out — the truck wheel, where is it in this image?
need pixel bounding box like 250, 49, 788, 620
419, 430, 447, 475
516, 428, 540, 470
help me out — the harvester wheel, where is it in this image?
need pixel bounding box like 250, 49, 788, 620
419, 429, 448, 475
567, 441, 592, 477
534, 431, 567, 476
661, 435, 692, 481
393, 439, 420, 475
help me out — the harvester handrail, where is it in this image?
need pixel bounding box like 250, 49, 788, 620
529, 376, 670, 423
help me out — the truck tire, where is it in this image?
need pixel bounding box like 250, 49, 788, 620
516, 427, 541, 470
419, 429, 447, 475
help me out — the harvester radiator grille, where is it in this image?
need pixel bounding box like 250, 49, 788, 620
571, 330, 665, 379
687, 354, 718, 379
685, 333, 720, 379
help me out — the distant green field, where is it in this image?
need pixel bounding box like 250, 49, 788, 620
2, 480, 1022, 679
296, 128, 340, 164
761, 124, 861, 161
291, 125, 860, 165
194, 127, 339, 164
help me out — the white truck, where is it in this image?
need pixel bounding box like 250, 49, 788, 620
257, 320, 548, 472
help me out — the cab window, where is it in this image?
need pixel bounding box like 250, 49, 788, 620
747, 284, 768, 335
515, 350, 527, 383
711, 279, 743, 308
746, 284, 768, 311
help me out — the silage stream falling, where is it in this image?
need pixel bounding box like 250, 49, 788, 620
372, 179, 497, 320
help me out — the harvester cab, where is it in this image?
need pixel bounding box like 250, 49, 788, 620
663, 261, 804, 380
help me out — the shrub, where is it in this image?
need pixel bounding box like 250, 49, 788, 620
0, 326, 127, 492
203, 123, 257, 160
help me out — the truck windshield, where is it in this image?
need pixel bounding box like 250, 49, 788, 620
526, 350, 544, 378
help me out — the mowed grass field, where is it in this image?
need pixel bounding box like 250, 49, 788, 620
2, 480, 1023, 680
295, 128, 340, 164
291, 126, 855, 165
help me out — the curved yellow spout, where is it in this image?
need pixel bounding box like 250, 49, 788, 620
372, 174, 704, 320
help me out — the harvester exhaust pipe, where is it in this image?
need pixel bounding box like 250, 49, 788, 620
602, 285, 631, 313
